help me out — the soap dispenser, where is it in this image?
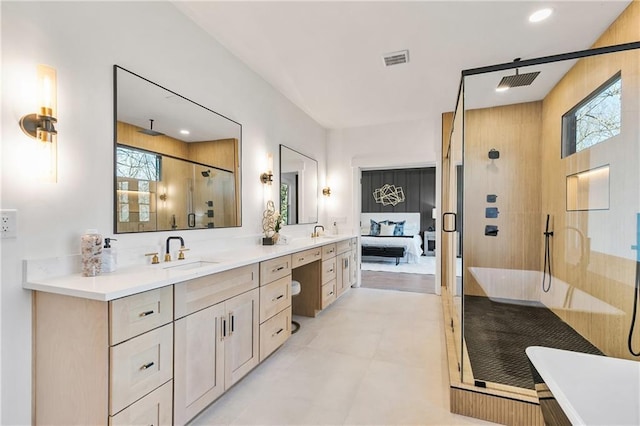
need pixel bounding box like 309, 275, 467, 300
102, 238, 118, 273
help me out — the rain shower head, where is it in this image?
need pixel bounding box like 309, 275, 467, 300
201, 169, 211, 177
138, 119, 164, 137
496, 58, 540, 91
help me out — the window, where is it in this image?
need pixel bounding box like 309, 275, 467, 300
116, 146, 161, 181
116, 147, 160, 223
138, 180, 150, 222
562, 72, 621, 158
117, 181, 129, 223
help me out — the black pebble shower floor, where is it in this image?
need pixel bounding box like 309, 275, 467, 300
463, 295, 603, 390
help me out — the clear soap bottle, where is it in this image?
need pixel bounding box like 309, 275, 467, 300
102, 237, 118, 273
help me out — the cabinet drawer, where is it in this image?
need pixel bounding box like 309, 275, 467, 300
260, 275, 291, 323
322, 258, 337, 285
291, 247, 322, 268
259, 306, 291, 361
336, 239, 352, 254
321, 244, 337, 259
110, 286, 173, 345
175, 264, 258, 318
110, 324, 173, 415
109, 379, 172, 426
260, 255, 292, 285
321, 280, 337, 309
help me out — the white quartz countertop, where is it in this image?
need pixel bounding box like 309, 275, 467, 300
526, 346, 640, 426
23, 235, 355, 302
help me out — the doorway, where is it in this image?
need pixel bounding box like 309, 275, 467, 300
358, 167, 437, 294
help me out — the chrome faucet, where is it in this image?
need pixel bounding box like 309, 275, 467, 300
312, 225, 325, 238
165, 236, 186, 262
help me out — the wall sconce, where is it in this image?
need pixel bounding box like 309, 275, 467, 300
20, 64, 58, 182
20, 65, 57, 142
260, 171, 273, 184
322, 187, 331, 196
260, 153, 273, 185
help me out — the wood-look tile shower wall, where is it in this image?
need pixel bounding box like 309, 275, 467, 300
540, 1, 640, 360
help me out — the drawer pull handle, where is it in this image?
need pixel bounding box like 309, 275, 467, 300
273, 328, 284, 336
298, 257, 304, 262
329, 268, 334, 273
230, 313, 235, 335
139, 310, 154, 317
273, 294, 285, 301
329, 291, 334, 296
140, 362, 155, 370
274, 265, 285, 272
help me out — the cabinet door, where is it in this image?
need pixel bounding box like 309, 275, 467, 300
225, 288, 259, 388
174, 303, 225, 425
336, 253, 350, 297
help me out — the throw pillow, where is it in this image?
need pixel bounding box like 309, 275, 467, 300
390, 220, 405, 236
369, 219, 387, 236
379, 223, 395, 236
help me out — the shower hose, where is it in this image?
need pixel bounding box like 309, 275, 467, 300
628, 213, 640, 356
629, 256, 640, 356
542, 215, 553, 293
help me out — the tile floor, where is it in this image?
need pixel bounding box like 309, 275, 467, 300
191, 287, 497, 425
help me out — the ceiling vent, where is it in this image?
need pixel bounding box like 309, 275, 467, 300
383, 50, 409, 67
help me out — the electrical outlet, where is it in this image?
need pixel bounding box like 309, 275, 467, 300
1, 209, 17, 239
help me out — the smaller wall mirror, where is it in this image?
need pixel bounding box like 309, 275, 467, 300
279, 145, 318, 224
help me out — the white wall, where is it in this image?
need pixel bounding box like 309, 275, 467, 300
326, 118, 441, 232
0, 2, 326, 423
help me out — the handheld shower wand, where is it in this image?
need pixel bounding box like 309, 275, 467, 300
542, 214, 554, 293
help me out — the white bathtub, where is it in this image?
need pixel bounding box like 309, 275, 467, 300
468, 267, 623, 316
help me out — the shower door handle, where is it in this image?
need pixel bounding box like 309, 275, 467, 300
188, 213, 196, 228
443, 212, 457, 233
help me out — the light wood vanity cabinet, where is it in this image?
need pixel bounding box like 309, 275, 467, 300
31, 238, 356, 425
173, 264, 259, 425
259, 255, 292, 361
337, 238, 357, 297
33, 286, 174, 426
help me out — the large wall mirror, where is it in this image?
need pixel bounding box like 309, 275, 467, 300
279, 145, 318, 225
113, 65, 242, 233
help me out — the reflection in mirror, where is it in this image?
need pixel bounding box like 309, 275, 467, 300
279, 145, 318, 225
114, 66, 242, 233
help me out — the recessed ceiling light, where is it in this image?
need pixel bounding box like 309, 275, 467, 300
495, 87, 509, 93
180, 129, 190, 135
529, 8, 553, 23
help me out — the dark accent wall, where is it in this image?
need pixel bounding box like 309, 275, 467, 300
361, 167, 436, 234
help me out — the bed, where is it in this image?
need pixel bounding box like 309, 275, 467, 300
360, 213, 423, 264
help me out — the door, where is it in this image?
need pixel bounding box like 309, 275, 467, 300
174, 303, 225, 425
224, 288, 259, 388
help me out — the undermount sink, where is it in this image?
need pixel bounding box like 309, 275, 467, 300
162, 260, 219, 271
